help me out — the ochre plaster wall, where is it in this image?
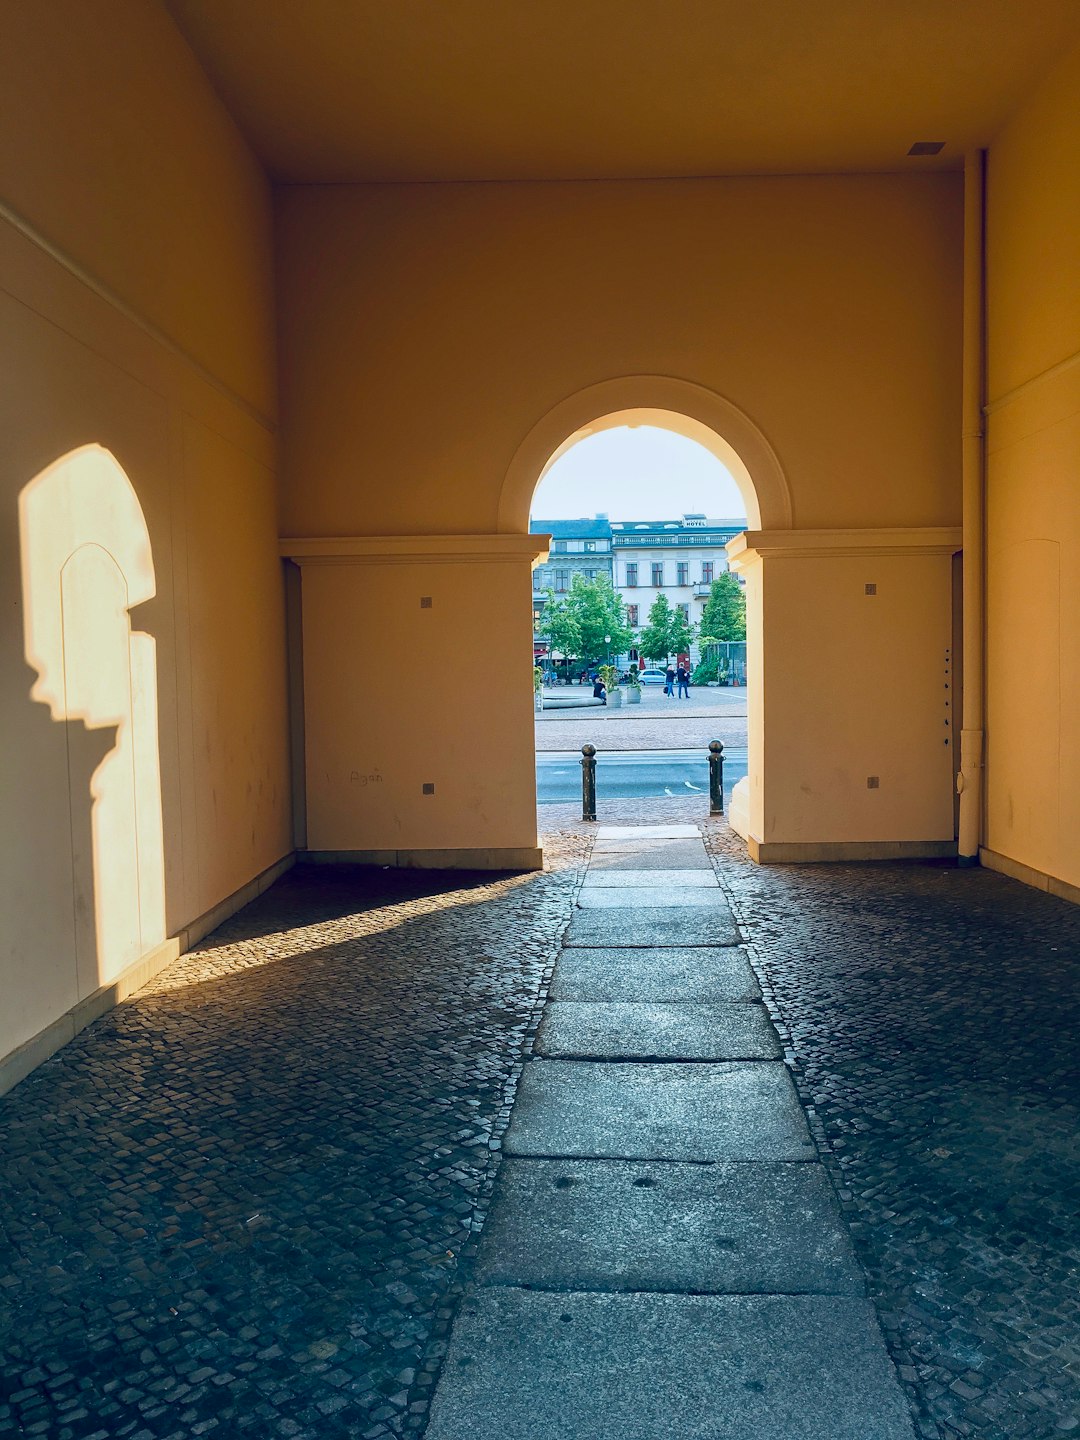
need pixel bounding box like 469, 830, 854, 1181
299, 556, 539, 855
277, 175, 964, 858
276, 174, 963, 536
0, 3, 290, 1068
758, 551, 956, 846
0, 0, 276, 421
985, 41, 1080, 889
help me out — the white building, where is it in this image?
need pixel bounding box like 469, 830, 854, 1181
611, 514, 746, 660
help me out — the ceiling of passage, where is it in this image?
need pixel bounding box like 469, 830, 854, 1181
164, 0, 1080, 183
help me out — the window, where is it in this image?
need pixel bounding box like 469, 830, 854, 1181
677, 562, 689, 586
626, 604, 638, 626
554, 569, 569, 592
652, 562, 664, 587
678, 603, 690, 620
584, 540, 596, 552
625, 563, 638, 587
702, 561, 714, 584
553, 540, 567, 553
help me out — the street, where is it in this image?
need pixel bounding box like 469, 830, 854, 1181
536, 746, 748, 804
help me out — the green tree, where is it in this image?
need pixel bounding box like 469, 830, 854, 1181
698, 573, 746, 642
670, 603, 696, 657
541, 591, 581, 663
564, 572, 632, 662
639, 593, 676, 662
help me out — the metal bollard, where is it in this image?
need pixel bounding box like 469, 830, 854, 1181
708, 740, 725, 815
581, 743, 597, 821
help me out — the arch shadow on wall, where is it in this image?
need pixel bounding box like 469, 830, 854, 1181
498, 375, 792, 532
19, 444, 166, 998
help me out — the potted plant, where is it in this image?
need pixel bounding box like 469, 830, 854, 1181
598, 663, 621, 708
624, 667, 642, 704
533, 665, 544, 711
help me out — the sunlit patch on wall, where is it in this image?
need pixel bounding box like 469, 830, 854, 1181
19, 445, 166, 993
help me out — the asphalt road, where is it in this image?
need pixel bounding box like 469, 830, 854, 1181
536, 747, 748, 805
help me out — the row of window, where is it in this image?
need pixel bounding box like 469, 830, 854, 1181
624, 602, 691, 625
625, 561, 714, 587
548, 568, 603, 591
551, 539, 610, 553
546, 561, 720, 592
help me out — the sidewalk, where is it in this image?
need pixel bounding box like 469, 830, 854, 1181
424, 824, 917, 1440
536, 683, 748, 752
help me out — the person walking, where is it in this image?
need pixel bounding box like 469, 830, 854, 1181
664, 663, 676, 698
677, 663, 690, 699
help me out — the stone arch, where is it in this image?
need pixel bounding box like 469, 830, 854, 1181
497, 375, 792, 532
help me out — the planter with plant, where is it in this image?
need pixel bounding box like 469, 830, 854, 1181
598, 664, 621, 707
533, 665, 544, 710
624, 667, 642, 704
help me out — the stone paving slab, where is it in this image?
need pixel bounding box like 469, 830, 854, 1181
549, 947, 761, 1002
425, 1289, 917, 1440
582, 868, 718, 888
566, 906, 740, 946
587, 842, 712, 870
535, 1001, 782, 1059
578, 885, 729, 908
595, 824, 700, 838
475, 1158, 864, 1295
504, 1060, 816, 1160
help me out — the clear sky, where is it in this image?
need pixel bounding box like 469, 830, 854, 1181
530, 425, 747, 521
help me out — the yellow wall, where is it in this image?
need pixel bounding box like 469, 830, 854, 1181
0, 0, 276, 421
276, 173, 964, 857
985, 41, 1080, 889
0, 2, 290, 1068
297, 550, 540, 858
276, 175, 963, 536
757, 547, 956, 849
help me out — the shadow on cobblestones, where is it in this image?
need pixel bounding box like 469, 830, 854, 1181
0, 847, 586, 1440
705, 826, 1080, 1440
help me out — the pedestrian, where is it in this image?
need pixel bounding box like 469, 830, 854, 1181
665, 663, 676, 698
592, 676, 607, 705
677, 664, 690, 699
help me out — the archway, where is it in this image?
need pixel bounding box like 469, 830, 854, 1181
509, 378, 788, 832
499, 375, 792, 534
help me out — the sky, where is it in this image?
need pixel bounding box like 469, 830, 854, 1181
530, 426, 747, 522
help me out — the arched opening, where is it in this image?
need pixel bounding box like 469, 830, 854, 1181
508, 380, 784, 831
499, 375, 791, 534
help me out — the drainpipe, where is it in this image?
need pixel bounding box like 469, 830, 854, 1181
957, 149, 986, 864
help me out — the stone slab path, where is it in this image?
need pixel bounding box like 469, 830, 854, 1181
425, 827, 918, 1439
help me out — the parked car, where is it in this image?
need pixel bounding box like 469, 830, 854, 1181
639, 667, 667, 685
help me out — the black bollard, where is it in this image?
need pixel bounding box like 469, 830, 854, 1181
581, 743, 597, 821
708, 740, 725, 815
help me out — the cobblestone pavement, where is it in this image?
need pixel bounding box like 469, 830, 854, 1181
704, 825, 1080, 1440
0, 842, 586, 1440
536, 683, 747, 752
3, 812, 1078, 1440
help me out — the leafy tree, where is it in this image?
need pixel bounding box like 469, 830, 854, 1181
541, 573, 632, 665
541, 591, 581, 663
670, 603, 695, 658
640, 594, 697, 663
698, 573, 746, 642
565, 572, 632, 662
639, 593, 676, 662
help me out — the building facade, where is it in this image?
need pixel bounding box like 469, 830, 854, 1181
529, 517, 614, 657
611, 515, 746, 658
529, 513, 747, 665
